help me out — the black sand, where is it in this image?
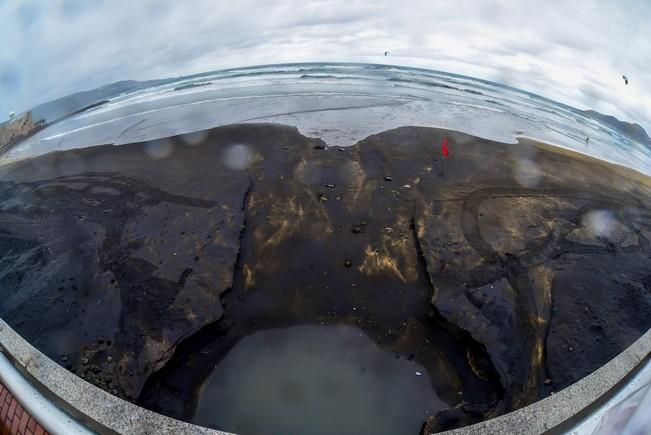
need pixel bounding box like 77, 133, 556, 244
0, 124, 650, 433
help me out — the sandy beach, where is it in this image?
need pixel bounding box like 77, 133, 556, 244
0, 123, 650, 433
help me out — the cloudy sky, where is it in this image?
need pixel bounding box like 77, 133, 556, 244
1, 0, 650, 131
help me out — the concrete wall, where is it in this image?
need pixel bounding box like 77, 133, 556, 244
0, 316, 650, 434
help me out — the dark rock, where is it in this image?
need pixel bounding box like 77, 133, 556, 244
2, 122, 651, 430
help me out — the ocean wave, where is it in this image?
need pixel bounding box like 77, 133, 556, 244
6, 63, 650, 175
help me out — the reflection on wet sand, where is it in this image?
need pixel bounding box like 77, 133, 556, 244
0, 124, 650, 433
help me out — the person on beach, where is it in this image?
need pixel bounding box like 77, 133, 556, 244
440, 137, 450, 176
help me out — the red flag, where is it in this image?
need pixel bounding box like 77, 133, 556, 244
441, 137, 450, 158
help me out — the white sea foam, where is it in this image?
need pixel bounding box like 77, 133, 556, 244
5, 63, 650, 175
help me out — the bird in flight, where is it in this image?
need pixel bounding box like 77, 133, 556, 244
622, 75, 629, 85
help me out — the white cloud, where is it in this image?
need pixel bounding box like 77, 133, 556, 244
1, 0, 650, 132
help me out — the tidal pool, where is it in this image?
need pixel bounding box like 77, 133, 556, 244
192, 324, 443, 435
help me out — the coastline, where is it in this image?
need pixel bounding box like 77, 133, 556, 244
0, 123, 650, 432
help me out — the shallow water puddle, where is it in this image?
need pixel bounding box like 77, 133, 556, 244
192, 324, 443, 435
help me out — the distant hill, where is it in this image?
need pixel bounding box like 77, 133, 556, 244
0, 78, 173, 150
579, 109, 651, 146
30, 79, 172, 124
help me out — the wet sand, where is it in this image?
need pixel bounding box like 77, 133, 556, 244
0, 124, 650, 433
